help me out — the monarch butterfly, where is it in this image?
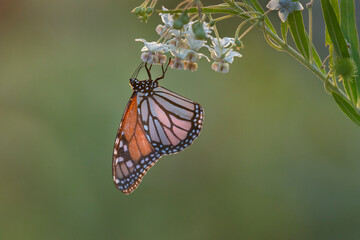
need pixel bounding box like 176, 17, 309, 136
113, 61, 204, 194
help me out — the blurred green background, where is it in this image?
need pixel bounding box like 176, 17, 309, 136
1, 0, 360, 239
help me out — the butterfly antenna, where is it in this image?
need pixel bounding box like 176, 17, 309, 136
131, 62, 145, 79
155, 58, 171, 81
145, 63, 152, 80
164, 58, 171, 74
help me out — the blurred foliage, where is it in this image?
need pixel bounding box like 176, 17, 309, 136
0, 0, 360, 239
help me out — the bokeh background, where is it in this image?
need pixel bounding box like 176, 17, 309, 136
1, 0, 360, 239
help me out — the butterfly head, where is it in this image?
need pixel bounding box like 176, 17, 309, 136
129, 78, 159, 94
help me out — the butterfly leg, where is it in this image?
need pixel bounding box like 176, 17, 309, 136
145, 63, 152, 80
155, 58, 171, 81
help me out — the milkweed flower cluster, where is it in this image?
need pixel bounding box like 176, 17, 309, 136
130, 0, 360, 127
135, 39, 168, 65
135, 7, 242, 73
133, 1, 305, 73
207, 37, 242, 73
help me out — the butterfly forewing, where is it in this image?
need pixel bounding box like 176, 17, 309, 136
113, 94, 161, 194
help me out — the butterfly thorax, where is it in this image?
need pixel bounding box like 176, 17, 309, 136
129, 78, 158, 95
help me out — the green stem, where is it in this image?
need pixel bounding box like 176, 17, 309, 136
157, 27, 172, 44
158, 7, 239, 15
150, 0, 157, 8
238, 20, 258, 40
262, 21, 283, 50
212, 14, 235, 23
208, 15, 222, 53
264, 27, 347, 99
307, 0, 314, 64
224, 0, 242, 11
141, 0, 151, 8
217, 1, 249, 9
235, 17, 258, 39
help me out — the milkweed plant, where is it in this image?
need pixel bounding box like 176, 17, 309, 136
132, 0, 360, 127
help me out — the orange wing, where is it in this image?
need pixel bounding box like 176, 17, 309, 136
112, 93, 162, 194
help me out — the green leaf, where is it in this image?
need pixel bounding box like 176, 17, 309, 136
330, 0, 340, 18
287, 10, 324, 72
281, 22, 288, 42
321, 0, 356, 104
288, 11, 308, 58
343, 76, 357, 105
340, 1, 359, 55
324, 0, 339, 50
324, 0, 339, 81
332, 92, 360, 126
243, 0, 277, 35
340, 0, 360, 103
321, 0, 350, 58
312, 42, 325, 73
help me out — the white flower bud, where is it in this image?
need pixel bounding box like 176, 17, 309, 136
184, 61, 198, 72
185, 52, 199, 62
170, 58, 184, 70
153, 53, 167, 65
219, 62, 229, 73
211, 61, 219, 72
141, 52, 154, 63
211, 61, 229, 73
156, 24, 164, 35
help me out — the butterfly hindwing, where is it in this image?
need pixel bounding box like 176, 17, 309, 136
138, 86, 204, 155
